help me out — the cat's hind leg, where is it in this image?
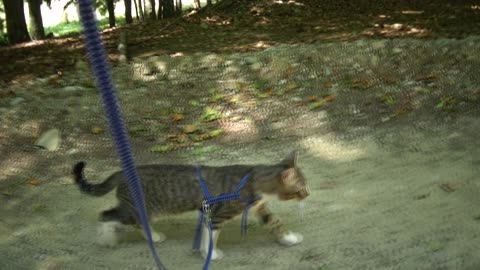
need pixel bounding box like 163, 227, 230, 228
97, 206, 136, 247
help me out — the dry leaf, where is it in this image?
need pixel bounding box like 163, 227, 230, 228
26, 179, 40, 186
91, 127, 104, 134
439, 183, 456, 193
208, 129, 224, 138
172, 113, 184, 122
149, 145, 173, 153
323, 95, 336, 102
324, 81, 333, 89
183, 124, 199, 134
307, 96, 317, 102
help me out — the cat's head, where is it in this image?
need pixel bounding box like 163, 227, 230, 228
273, 150, 310, 201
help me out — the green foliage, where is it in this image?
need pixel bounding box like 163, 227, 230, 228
44, 16, 126, 36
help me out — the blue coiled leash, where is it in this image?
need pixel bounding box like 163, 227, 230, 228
77, 0, 165, 269
77, 1, 259, 269
192, 166, 260, 270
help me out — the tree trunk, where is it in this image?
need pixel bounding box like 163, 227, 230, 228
27, 0, 45, 40
175, 0, 182, 16
133, 0, 139, 20
2, 0, 30, 44
162, 0, 175, 18
107, 0, 115, 27
157, 0, 164, 20
125, 0, 133, 24
137, 0, 144, 21
193, 0, 201, 9
206, 0, 212, 6
147, 0, 156, 20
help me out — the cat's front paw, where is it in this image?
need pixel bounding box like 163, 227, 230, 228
201, 248, 224, 260
139, 228, 166, 243
278, 231, 303, 246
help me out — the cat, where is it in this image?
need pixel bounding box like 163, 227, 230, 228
72, 150, 309, 260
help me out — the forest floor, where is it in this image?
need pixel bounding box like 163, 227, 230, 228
1, 0, 480, 84
1, 0, 480, 270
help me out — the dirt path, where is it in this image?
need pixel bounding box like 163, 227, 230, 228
1, 38, 480, 270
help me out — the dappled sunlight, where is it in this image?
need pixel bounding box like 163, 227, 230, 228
301, 135, 367, 162
219, 118, 259, 142
0, 153, 38, 183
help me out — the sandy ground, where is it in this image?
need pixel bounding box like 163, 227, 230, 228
1, 114, 479, 270
1, 39, 480, 270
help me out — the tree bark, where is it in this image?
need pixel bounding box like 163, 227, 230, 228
162, 0, 175, 18
206, 0, 212, 6
133, 0, 139, 20
137, 0, 144, 21
2, 0, 30, 44
107, 0, 115, 27
147, 0, 156, 20
27, 0, 45, 40
193, 0, 201, 9
125, 0, 133, 24
175, 0, 182, 16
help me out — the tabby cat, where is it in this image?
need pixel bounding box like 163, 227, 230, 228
73, 150, 309, 260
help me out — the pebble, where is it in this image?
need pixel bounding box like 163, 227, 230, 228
35, 129, 61, 151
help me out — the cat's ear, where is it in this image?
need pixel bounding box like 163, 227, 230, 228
280, 168, 296, 185
280, 150, 298, 168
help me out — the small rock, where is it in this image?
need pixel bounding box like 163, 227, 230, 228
35, 129, 61, 151
371, 41, 386, 50
9, 97, 25, 106
251, 62, 262, 70
392, 48, 403, 54
291, 97, 302, 102
62, 86, 87, 92
66, 149, 79, 155
381, 116, 390, 122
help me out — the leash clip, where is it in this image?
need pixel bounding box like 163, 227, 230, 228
202, 200, 211, 225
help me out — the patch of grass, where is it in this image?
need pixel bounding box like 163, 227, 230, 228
191, 145, 219, 156
201, 106, 222, 122
45, 16, 126, 37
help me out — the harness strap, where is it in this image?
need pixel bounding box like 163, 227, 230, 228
193, 166, 259, 270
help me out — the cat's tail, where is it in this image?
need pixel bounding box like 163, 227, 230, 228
73, 162, 120, 197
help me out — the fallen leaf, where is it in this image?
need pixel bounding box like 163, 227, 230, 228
189, 99, 200, 106
308, 95, 335, 110
172, 113, 184, 122
323, 95, 336, 102
149, 145, 173, 153
391, 108, 408, 117
307, 95, 318, 102
286, 82, 298, 91
208, 129, 224, 138
91, 127, 104, 134
26, 179, 40, 186
32, 203, 47, 212
201, 107, 222, 122
439, 183, 456, 193
324, 81, 333, 89
413, 193, 430, 200
183, 124, 199, 134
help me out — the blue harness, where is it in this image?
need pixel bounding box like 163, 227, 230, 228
192, 166, 260, 270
